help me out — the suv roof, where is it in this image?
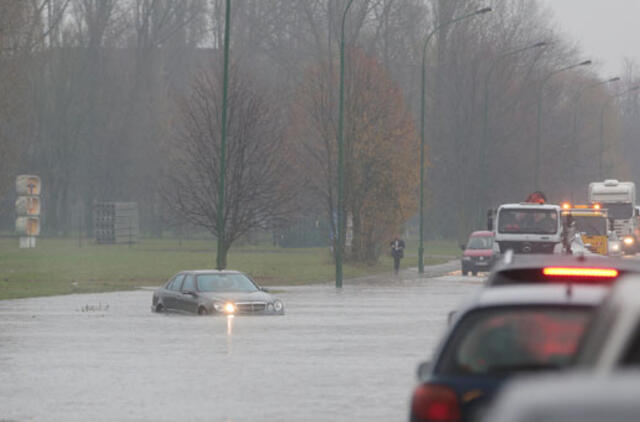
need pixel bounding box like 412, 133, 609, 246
468, 284, 608, 309
470, 230, 493, 237
486, 253, 640, 286
498, 203, 561, 210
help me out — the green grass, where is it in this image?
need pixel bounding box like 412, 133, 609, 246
0, 237, 456, 300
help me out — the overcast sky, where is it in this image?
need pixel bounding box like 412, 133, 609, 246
540, 0, 640, 77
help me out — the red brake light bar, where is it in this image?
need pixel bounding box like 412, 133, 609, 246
543, 267, 619, 278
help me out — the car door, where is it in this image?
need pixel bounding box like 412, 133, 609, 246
175, 274, 199, 314
164, 273, 185, 310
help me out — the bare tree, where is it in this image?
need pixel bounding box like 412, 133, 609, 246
165, 63, 299, 267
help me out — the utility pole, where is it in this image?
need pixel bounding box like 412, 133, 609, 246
418, 7, 491, 273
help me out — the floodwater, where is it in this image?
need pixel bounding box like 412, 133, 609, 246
0, 270, 482, 422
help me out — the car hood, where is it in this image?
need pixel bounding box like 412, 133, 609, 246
198, 290, 274, 303
464, 249, 493, 257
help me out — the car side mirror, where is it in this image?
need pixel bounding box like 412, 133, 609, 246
416, 361, 431, 379
459, 244, 466, 251
447, 310, 457, 325
260, 286, 270, 293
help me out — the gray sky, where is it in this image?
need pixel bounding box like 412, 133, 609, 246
540, 0, 640, 77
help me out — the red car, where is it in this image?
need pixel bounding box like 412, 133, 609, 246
461, 231, 497, 276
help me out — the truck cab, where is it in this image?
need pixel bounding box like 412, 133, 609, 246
561, 204, 611, 255
493, 203, 562, 254
588, 180, 638, 254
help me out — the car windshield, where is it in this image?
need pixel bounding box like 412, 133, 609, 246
498, 209, 559, 235
196, 273, 259, 293
437, 307, 592, 376
573, 216, 607, 236
602, 203, 633, 220
467, 236, 493, 250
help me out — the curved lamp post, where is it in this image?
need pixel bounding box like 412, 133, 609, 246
418, 6, 492, 274
534, 59, 591, 190
574, 77, 620, 143
599, 85, 640, 179
477, 41, 547, 222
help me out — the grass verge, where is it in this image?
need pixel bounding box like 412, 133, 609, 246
0, 237, 456, 300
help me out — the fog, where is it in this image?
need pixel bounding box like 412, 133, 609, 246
2, 0, 640, 254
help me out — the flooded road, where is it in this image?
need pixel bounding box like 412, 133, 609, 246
0, 272, 482, 421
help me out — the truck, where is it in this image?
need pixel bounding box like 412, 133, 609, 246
561, 204, 616, 256
588, 180, 638, 254
491, 201, 563, 254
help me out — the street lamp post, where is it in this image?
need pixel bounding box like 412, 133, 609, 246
599, 86, 640, 179
336, 0, 356, 288
216, 0, 231, 270
478, 41, 546, 222
418, 6, 491, 274
573, 77, 620, 144
534, 60, 591, 190
562, 77, 619, 192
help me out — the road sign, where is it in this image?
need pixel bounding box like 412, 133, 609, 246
16, 175, 41, 248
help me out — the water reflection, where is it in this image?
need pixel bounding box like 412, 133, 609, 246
226, 314, 234, 355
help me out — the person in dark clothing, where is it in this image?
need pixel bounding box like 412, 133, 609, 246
390, 237, 406, 274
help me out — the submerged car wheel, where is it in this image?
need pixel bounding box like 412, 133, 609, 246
198, 306, 208, 315
155, 303, 164, 313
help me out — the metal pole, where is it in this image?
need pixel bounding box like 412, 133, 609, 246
418, 7, 491, 274
336, 0, 355, 288
534, 60, 591, 190
480, 42, 546, 223
574, 78, 619, 146
217, 0, 231, 270
599, 100, 607, 180
599, 86, 640, 179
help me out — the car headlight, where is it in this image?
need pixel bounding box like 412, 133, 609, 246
611, 243, 621, 251
624, 236, 635, 246
462, 256, 472, 261
273, 300, 284, 312
213, 301, 236, 313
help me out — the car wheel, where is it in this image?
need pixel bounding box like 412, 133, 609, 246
155, 303, 164, 313
198, 306, 208, 316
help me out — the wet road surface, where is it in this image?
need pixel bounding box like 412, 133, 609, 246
0, 270, 483, 422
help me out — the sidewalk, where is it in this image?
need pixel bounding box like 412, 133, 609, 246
345, 259, 460, 285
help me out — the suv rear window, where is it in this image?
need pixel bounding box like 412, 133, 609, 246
436, 306, 592, 376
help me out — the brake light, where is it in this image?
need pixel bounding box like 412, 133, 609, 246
411, 384, 461, 422
542, 267, 618, 278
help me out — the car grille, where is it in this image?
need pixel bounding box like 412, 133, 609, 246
236, 302, 266, 313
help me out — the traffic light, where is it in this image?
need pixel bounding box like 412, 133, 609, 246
15, 175, 41, 248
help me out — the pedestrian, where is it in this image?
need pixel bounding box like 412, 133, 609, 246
390, 236, 405, 274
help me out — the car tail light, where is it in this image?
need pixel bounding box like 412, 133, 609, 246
411, 384, 461, 422
542, 267, 618, 278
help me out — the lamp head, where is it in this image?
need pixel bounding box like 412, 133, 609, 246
475, 7, 492, 14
